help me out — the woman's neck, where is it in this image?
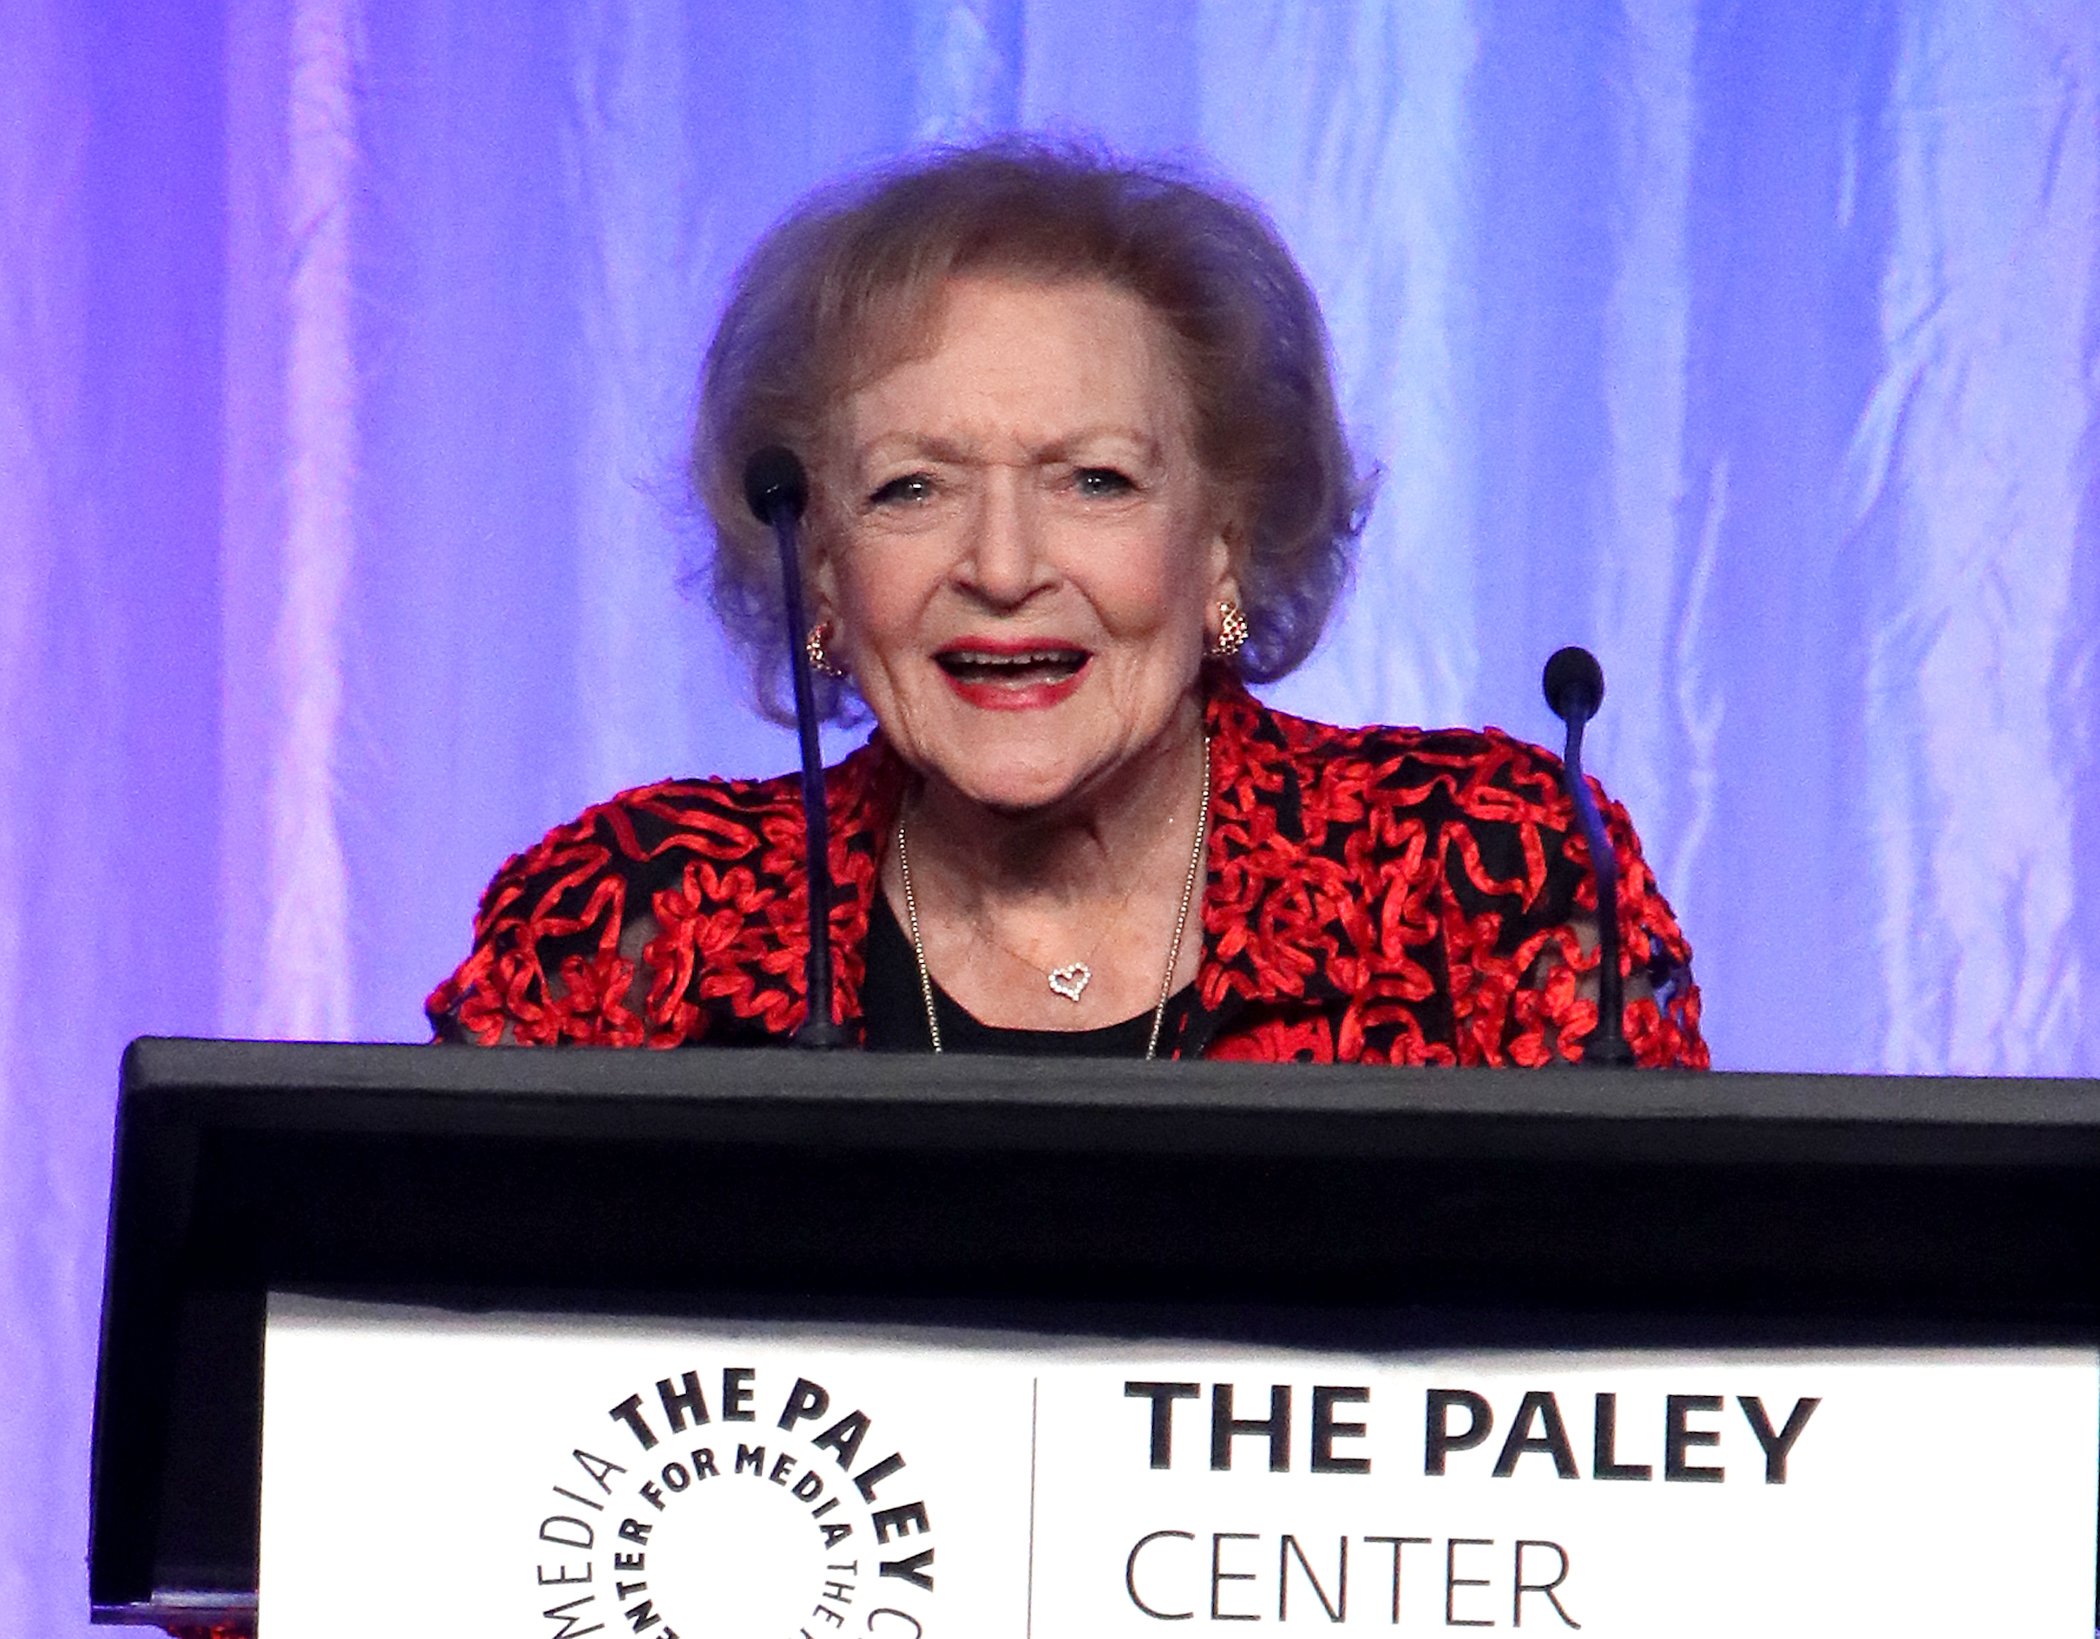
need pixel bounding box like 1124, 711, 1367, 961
883, 696, 1212, 1029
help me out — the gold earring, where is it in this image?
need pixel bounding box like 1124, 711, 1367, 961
1206, 599, 1249, 662
805, 621, 848, 679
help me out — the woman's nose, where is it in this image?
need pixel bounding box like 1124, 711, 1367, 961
958, 471, 1052, 606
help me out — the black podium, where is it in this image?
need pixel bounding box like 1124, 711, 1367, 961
89, 1038, 2100, 1628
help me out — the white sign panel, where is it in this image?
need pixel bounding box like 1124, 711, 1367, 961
261, 1296, 2098, 1636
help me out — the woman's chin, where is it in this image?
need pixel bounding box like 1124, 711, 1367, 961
905, 697, 1203, 822
908, 729, 1123, 816
932, 761, 1087, 818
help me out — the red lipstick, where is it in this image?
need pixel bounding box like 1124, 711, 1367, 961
934, 636, 1092, 712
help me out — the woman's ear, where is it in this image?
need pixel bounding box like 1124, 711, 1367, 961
800, 540, 850, 681
1207, 512, 1245, 609
807, 533, 839, 626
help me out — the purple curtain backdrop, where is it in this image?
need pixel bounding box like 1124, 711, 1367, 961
4, 0, 2098, 1630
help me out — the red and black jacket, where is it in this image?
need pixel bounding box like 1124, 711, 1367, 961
428, 680, 1706, 1068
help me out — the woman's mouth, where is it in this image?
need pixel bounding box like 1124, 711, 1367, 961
934, 642, 1091, 709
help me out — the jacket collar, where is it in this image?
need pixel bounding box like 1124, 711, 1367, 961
1176, 677, 1349, 1055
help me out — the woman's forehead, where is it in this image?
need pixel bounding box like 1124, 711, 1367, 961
830, 275, 1197, 451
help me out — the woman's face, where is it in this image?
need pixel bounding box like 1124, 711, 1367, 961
816, 274, 1237, 815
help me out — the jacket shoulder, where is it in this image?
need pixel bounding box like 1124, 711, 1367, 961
467, 770, 804, 923
427, 762, 843, 1046
1264, 703, 1573, 810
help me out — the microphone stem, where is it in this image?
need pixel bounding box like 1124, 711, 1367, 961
773, 511, 846, 1049
1559, 714, 1635, 1067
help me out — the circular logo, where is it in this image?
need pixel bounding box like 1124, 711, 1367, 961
532, 1363, 937, 1638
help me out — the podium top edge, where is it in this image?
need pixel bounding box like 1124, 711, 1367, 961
116, 1035, 2100, 1133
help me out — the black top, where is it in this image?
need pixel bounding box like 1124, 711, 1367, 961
861, 892, 1196, 1055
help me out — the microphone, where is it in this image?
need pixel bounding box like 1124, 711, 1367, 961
1541, 646, 1634, 1067
745, 445, 847, 1049
1541, 645, 1604, 724
743, 444, 808, 527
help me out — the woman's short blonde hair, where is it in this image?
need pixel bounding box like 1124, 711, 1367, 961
693, 138, 1371, 722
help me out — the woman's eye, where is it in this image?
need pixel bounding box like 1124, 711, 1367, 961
1073, 466, 1136, 498
868, 473, 934, 507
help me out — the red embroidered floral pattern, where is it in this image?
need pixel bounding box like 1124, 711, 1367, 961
428, 680, 1706, 1069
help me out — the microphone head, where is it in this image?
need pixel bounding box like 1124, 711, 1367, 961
743, 445, 808, 526
1542, 645, 1606, 723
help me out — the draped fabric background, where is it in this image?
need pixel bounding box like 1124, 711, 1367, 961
4, 0, 2097, 1627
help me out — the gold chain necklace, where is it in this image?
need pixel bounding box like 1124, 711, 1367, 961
894, 738, 1212, 1059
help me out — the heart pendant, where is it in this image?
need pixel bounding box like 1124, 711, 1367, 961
1047, 962, 1091, 1002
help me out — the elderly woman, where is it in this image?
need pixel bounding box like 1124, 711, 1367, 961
427, 142, 1705, 1068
